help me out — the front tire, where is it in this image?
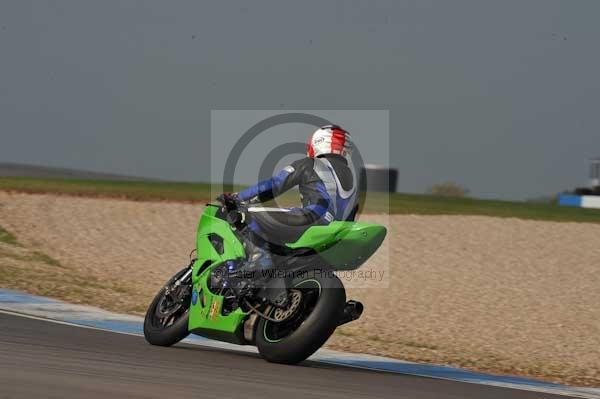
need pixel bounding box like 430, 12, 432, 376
144, 267, 192, 347
256, 269, 346, 364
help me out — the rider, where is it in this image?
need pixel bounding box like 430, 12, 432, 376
218, 124, 359, 277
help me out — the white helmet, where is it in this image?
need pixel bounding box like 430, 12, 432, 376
307, 125, 353, 160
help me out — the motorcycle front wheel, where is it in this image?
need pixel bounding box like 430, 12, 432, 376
143, 266, 192, 347
256, 269, 346, 364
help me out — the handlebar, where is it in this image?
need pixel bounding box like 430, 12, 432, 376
216, 196, 247, 227
218, 195, 239, 212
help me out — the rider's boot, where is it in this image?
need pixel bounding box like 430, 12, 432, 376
226, 238, 273, 293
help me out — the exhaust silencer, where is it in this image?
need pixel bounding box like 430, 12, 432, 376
338, 300, 364, 326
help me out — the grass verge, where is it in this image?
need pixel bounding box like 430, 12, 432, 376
1, 176, 600, 223
0, 225, 20, 246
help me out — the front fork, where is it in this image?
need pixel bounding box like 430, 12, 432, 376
173, 268, 193, 287
165, 260, 195, 297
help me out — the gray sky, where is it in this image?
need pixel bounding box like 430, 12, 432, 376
1, 0, 599, 200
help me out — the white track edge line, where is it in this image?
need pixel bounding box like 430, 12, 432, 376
0, 309, 141, 337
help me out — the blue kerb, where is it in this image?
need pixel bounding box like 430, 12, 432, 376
0, 289, 57, 304
318, 358, 563, 389
559, 195, 582, 207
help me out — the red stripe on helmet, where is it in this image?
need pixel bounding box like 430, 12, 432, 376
307, 134, 315, 158
330, 128, 346, 154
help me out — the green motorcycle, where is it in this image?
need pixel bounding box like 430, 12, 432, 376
143, 200, 386, 364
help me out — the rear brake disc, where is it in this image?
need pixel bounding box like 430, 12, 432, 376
272, 289, 303, 322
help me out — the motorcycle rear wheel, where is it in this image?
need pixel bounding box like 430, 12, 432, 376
256, 269, 346, 364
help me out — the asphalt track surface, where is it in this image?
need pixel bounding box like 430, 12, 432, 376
0, 313, 566, 399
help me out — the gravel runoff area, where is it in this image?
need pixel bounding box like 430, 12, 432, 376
0, 191, 598, 386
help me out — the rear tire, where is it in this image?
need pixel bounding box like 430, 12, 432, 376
144, 267, 191, 347
256, 269, 346, 364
